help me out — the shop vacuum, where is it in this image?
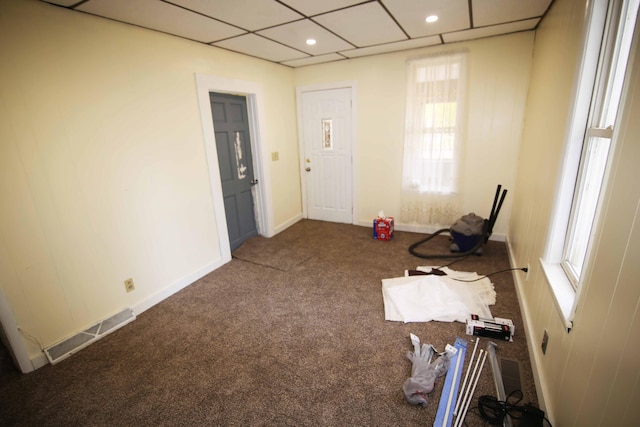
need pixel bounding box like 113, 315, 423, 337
409, 185, 507, 259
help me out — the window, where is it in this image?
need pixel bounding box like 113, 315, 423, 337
562, 0, 639, 287
401, 52, 468, 225
542, 0, 639, 329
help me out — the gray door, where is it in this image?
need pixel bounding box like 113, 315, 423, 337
210, 92, 258, 251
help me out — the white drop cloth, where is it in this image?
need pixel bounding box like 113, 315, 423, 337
381, 267, 496, 323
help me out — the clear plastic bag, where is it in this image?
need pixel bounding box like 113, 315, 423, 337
403, 334, 454, 406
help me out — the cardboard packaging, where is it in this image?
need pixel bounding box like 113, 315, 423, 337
373, 216, 394, 240
466, 314, 515, 342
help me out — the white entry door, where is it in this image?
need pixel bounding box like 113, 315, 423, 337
300, 87, 353, 223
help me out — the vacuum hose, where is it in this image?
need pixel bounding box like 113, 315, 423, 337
408, 185, 507, 259
408, 221, 489, 259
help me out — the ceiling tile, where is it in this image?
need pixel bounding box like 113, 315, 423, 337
39, 0, 553, 67
280, 53, 346, 67
443, 19, 540, 43
213, 34, 309, 63
278, 0, 364, 17
382, 0, 470, 38
472, 0, 552, 27
168, 0, 303, 31
77, 0, 245, 43
340, 36, 441, 58
257, 19, 354, 55
314, 2, 406, 47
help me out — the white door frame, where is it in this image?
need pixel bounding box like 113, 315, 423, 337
195, 74, 274, 263
296, 81, 358, 224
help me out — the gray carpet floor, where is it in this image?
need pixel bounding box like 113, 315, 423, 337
0, 220, 537, 426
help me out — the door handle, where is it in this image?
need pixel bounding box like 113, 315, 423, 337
250, 179, 259, 186
305, 167, 311, 172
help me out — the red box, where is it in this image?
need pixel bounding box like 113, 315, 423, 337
373, 217, 394, 240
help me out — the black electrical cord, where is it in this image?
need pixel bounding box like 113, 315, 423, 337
437, 253, 473, 269
448, 267, 528, 282
405, 254, 473, 276
476, 390, 553, 427
478, 390, 523, 425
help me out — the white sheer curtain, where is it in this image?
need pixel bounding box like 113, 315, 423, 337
400, 51, 468, 227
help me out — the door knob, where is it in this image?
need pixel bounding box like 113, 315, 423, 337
305, 167, 311, 172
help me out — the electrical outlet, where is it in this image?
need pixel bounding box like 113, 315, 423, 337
124, 278, 135, 293
271, 152, 279, 161
541, 330, 549, 355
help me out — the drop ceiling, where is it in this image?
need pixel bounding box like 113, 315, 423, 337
41, 0, 553, 67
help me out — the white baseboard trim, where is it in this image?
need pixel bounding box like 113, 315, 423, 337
27, 256, 231, 371
132, 257, 230, 316
505, 237, 551, 421
30, 351, 49, 371
356, 220, 506, 242
273, 214, 303, 235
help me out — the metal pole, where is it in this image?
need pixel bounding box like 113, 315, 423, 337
487, 341, 512, 427
453, 338, 479, 416
441, 345, 464, 425
454, 348, 484, 427
455, 350, 488, 427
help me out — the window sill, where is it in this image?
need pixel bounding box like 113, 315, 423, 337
539, 259, 575, 332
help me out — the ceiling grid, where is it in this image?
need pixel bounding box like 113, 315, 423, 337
40, 0, 553, 67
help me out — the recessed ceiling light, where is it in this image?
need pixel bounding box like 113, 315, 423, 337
306, 39, 317, 45
425, 15, 438, 23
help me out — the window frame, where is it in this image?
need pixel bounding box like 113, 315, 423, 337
404, 53, 466, 194
541, 0, 638, 330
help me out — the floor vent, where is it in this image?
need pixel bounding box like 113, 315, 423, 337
500, 357, 523, 399
44, 308, 135, 365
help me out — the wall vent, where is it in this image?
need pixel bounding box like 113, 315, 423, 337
44, 308, 135, 365
500, 357, 523, 399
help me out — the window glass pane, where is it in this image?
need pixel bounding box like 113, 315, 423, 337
563, 136, 611, 282
424, 102, 457, 128
422, 132, 455, 160
599, 0, 639, 128
321, 119, 333, 150
401, 51, 466, 201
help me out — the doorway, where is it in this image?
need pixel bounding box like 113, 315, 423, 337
210, 92, 258, 251
195, 73, 274, 264
298, 86, 355, 224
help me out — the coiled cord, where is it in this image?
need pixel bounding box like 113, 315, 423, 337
477, 390, 523, 424
476, 390, 553, 426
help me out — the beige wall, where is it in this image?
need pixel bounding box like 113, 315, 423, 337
6, 3, 639, 423
294, 32, 534, 236
0, 0, 300, 360
0, 0, 536, 367
510, 0, 640, 425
